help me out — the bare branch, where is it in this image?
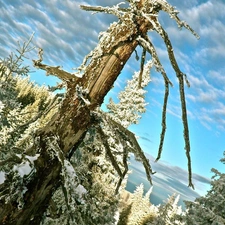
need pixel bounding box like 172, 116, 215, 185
137, 35, 171, 162
105, 114, 155, 186
137, 36, 173, 86
33, 48, 76, 82
151, 19, 194, 188
156, 81, 169, 162
138, 48, 146, 88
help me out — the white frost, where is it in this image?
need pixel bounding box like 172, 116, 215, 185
76, 184, 87, 196
0, 100, 4, 113
0, 171, 5, 184
73, 72, 83, 78
76, 184, 87, 204
64, 159, 77, 178
11, 154, 40, 177
13, 161, 32, 177
25, 154, 40, 164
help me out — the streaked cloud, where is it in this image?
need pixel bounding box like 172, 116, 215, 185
127, 153, 211, 207
0, 0, 122, 69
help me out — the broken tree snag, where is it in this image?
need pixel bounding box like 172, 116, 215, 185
38, 2, 153, 155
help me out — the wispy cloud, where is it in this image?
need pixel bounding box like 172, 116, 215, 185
128, 153, 211, 206
138, 135, 152, 143
0, 0, 122, 69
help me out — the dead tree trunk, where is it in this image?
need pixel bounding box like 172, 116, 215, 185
0, 1, 152, 224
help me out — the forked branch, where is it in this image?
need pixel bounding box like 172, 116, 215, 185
33, 48, 76, 82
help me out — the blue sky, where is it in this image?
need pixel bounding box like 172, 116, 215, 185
0, 0, 225, 196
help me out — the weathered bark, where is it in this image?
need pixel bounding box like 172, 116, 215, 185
0, 1, 152, 224
0, 135, 62, 225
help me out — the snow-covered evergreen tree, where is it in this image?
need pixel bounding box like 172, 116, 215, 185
183, 151, 225, 225
107, 60, 152, 128
117, 184, 185, 225
118, 184, 156, 225
0, 61, 59, 158
150, 194, 185, 225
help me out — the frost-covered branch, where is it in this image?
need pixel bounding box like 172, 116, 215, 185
138, 48, 146, 88
151, 19, 193, 188
137, 35, 171, 163
80, 3, 127, 20
137, 36, 172, 86
97, 126, 124, 195
157, 81, 169, 161
161, 2, 199, 39
105, 114, 155, 186
115, 147, 129, 194
141, 0, 199, 39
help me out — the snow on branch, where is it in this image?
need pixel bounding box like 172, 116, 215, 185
134, 0, 197, 188
138, 48, 146, 88
136, 17, 192, 188
104, 113, 155, 186
141, 0, 199, 39
137, 35, 172, 86
151, 18, 193, 188
80, 3, 127, 20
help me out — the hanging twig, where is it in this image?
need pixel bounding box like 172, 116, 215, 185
104, 114, 155, 186
97, 125, 123, 179
138, 48, 146, 88
156, 81, 169, 162
137, 35, 171, 162
151, 18, 194, 188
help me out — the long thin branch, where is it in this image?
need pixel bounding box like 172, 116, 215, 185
137, 36, 171, 161
97, 126, 123, 179
138, 48, 146, 88
137, 36, 173, 86
152, 19, 194, 188
156, 81, 169, 161
105, 114, 155, 185
115, 150, 128, 194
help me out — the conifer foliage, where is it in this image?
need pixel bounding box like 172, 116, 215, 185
183, 151, 225, 225
0, 0, 200, 224
107, 60, 152, 128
